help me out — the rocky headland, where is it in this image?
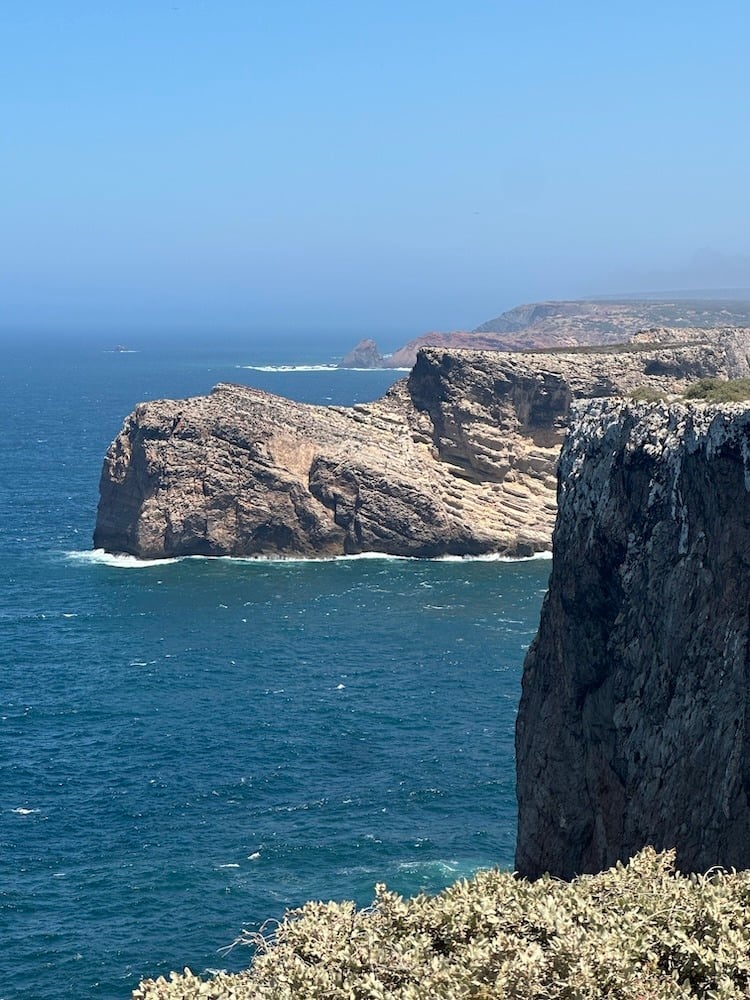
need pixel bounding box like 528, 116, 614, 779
340, 298, 750, 368
516, 392, 750, 879
95, 329, 750, 560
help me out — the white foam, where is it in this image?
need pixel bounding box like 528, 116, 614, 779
11, 807, 39, 815
240, 363, 339, 372
247, 550, 552, 565
217, 863, 240, 869
66, 547, 552, 569
66, 549, 183, 568
342, 366, 410, 372
397, 859, 461, 876
435, 550, 553, 563
206, 551, 409, 566
238, 364, 410, 373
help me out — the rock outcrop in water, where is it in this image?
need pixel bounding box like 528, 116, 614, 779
95, 331, 750, 560
339, 338, 386, 368
515, 394, 750, 879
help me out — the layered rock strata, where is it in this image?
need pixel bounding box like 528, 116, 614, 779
516, 396, 750, 878
95, 332, 750, 560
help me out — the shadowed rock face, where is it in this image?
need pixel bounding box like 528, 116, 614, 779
516, 398, 750, 879
94, 333, 750, 560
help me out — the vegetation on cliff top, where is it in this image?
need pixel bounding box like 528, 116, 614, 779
134, 848, 750, 999
630, 377, 750, 404
684, 377, 750, 402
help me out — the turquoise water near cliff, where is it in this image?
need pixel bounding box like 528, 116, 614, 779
0, 337, 548, 999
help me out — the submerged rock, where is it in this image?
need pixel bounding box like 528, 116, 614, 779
95, 332, 750, 560
516, 395, 750, 878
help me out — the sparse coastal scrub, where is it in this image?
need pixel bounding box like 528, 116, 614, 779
629, 384, 671, 402
683, 377, 750, 402
629, 376, 750, 403
133, 848, 750, 999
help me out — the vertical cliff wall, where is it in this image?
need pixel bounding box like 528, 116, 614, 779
515, 398, 750, 878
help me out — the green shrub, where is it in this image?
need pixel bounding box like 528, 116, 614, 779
630, 385, 669, 402
683, 377, 750, 402
133, 848, 750, 999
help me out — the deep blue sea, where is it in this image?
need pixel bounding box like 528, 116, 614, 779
0, 335, 549, 999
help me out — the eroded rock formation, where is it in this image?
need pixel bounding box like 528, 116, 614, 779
95, 331, 750, 560
339, 338, 386, 368
516, 396, 750, 878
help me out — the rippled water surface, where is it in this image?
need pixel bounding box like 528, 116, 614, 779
0, 338, 548, 999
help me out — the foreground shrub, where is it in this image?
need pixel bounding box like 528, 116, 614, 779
133, 848, 750, 999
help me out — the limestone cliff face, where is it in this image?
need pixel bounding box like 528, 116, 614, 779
95, 334, 750, 560
516, 397, 750, 879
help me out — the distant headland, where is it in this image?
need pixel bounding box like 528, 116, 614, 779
95, 325, 750, 561
340, 296, 750, 368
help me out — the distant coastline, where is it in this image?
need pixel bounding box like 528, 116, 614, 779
339, 295, 750, 369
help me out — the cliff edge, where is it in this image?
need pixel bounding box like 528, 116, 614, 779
516, 395, 750, 878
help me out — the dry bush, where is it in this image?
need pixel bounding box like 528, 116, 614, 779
133, 848, 750, 1000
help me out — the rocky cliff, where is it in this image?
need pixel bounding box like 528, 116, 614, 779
516, 395, 750, 879
95, 331, 750, 560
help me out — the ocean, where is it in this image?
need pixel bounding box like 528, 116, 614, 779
0, 335, 549, 999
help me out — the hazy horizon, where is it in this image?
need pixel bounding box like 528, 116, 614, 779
4, 1, 750, 341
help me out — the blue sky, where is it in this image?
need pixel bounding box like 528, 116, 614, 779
3, 0, 750, 340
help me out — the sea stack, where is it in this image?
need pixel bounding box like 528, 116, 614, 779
515, 396, 750, 878
338, 338, 384, 368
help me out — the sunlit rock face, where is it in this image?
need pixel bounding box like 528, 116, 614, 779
95, 332, 750, 560
516, 397, 750, 879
